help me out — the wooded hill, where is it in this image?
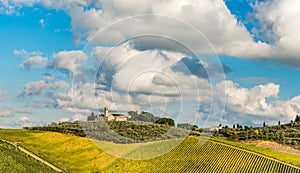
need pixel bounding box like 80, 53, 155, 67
25, 120, 189, 143
216, 116, 300, 149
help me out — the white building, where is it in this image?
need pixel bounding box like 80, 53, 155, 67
208, 125, 222, 131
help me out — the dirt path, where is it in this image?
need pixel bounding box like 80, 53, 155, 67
0, 139, 64, 173
243, 140, 300, 155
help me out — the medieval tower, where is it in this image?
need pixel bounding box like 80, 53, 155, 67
104, 107, 109, 117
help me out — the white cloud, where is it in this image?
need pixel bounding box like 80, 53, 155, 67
93, 43, 212, 104
252, 0, 300, 67
19, 55, 48, 69
14, 49, 27, 56
45, 45, 300, 125
272, 96, 300, 121
216, 80, 280, 116
71, 0, 299, 68
39, 18, 45, 27
58, 114, 85, 123
0, 108, 30, 117
213, 80, 300, 125
22, 80, 69, 96
2, 0, 300, 67
69, 0, 267, 57
19, 115, 29, 121
51, 50, 88, 75
12, 116, 34, 127
58, 116, 70, 122
3, 0, 300, 125
0, 108, 14, 117
54, 82, 120, 115
53, 44, 214, 120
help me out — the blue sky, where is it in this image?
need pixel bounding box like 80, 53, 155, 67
1, 0, 300, 128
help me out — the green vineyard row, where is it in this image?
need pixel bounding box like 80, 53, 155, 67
107, 137, 300, 172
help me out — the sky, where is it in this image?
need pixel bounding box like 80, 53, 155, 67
0, 0, 300, 128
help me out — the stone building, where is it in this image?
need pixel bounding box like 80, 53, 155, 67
102, 107, 127, 121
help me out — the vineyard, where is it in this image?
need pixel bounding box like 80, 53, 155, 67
106, 137, 300, 172
0, 140, 55, 173
1, 129, 300, 172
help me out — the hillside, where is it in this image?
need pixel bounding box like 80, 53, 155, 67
1, 129, 300, 172
25, 121, 189, 143
0, 140, 55, 173
217, 120, 300, 150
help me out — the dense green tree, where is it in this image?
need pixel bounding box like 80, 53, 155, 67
128, 111, 159, 122
155, 118, 175, 126
295, 115, 300, 122
128, 111, 138, 116
177, 123, 197, 130
87, 112, 96, 121
265, 133, 269, 140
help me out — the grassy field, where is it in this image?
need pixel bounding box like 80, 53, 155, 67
1, 129, 300, 172
0, 129, 117, 172
0, 140, 55, 173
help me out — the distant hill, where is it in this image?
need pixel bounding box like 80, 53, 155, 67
216, 121, 300, 150
25, 120, 188, 143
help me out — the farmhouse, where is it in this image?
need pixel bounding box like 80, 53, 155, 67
208, 125, 222, 131
101, 107, 128, 121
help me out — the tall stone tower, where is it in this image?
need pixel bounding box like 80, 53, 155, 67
104, 107, 109, 117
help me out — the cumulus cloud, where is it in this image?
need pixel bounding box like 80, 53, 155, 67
71, 0, 298, 65
51, 50, 88, 75
213, 80, 300, 125
73, 0, 300, 68
70, 0, 268, 58
2, 0, 267, 57
216, 80, 280, 116
54, 43, 215, 121
0, 108, 30, 117
272, 96, 300, 121
92, 43, 213, 103
22, 79, 69, 96
53, 82, 134, 115
19, 55, 48, 69
3, 0, 300, 125
252, 0, 300, 67
2, 0, 300, 67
